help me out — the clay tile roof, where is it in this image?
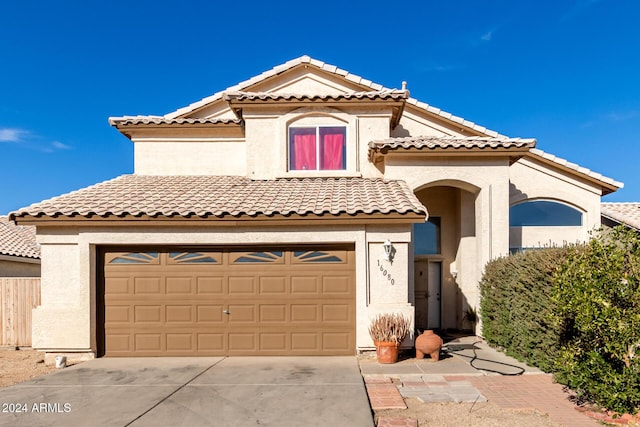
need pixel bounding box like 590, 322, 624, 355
160, 55, 502, 137
10, 175, 426, 220
222, 90, 409, 102
601, 203, 640, 230
108, 116, 242, 126
0, 216, 40, 259
369, 135, 537, 151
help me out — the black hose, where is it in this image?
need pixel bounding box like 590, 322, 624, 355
443, 340, 525, 376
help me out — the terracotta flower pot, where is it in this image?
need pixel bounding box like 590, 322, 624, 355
415, 330, 443, 361
375, 341, 400, 364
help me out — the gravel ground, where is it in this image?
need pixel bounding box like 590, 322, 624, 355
375, 397, 560, 426
0, 350, 56, 388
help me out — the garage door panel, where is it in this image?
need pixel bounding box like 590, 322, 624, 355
196, 277, 224, 294
259, 304, 287, 322
105, 277, 130, 295
291, 304, 319, 321
166, 333, 192, 351
323, 332, 351, 351
166, 277, 193, 294
228, 304, 255, 322
259, 276, 287, 294
106, 334, 131, 352
166, 305, 193, 323
322, 304, 352, 322
106, 305, 131, 323
259, 333, 287, 351
228, 333, 255, 351
291, 276, 319, 294
103, 246, 355, 357
322, 276, 351, 294
291, 333, 318, 350
197, 333, 224, 351
228, 277, 256, 294
134, 277, 162, 294
134, 305, 162, 323
196, 305, 225, 323
134, 334, 162, 351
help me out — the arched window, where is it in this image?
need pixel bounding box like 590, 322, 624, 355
510, 200, 583, 227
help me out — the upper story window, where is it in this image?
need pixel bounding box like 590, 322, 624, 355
289, 126, 346, 171
510, 200, 583, 227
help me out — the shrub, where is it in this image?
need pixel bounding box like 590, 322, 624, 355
480, 247, 573, 372
552, 227, 640, 414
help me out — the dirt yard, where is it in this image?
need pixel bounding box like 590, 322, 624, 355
375, 398, 560, 426
0, 349, 56, 388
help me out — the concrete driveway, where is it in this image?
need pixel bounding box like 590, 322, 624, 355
0, 357, 374, 427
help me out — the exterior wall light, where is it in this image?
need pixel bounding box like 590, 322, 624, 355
383, 239, 395, 262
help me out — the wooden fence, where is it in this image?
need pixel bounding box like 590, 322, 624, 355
0, 278, 41, 348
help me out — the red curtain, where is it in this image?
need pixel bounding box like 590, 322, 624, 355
321, 131, 344, 170
292, 132, 316, 170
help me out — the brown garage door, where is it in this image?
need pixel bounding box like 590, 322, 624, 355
101, 247, 355, 357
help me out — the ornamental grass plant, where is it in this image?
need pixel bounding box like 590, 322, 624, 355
368, 313, 411, 344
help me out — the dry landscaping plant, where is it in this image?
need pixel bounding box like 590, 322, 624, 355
368, 313, 411, 343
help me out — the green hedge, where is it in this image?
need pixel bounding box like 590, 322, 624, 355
552, 227, 640, 414
480, 228, 640, 414
480, 247, 573, 372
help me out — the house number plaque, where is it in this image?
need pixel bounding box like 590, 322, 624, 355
377, 259, 395, 285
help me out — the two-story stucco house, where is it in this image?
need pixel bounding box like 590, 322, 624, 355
10, 56, 622, 360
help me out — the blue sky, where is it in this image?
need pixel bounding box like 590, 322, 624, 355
1, 0, 638, 214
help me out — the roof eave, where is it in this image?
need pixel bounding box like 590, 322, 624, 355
12, 211, 426, 226
108, 118, 245, 140
601, 214, 640, 231
0, 253, 41, 263
368, 146, 532, 161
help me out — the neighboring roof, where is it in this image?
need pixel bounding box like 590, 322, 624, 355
601, 203, 640, 230
145, 55, 502, 137
10, 175, 426, 220
0, 217, 40, 259
527, 148, 623, 194
369, 136, 536, 152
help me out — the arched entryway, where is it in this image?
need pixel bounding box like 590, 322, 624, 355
413, 182, 479, 331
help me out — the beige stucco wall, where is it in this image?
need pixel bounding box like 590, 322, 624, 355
0, 256, 40, 277
243, 106, 390, 180
134, 139, 246, 176
394, 106, 472, 139
31, 230, 93, 352
384, 155, 511, 333
31, 222, 415, 354
509, 157, 603, 248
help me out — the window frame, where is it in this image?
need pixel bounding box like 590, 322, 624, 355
413, 217, 442, 256
509, 199, 584, 227
288, 124, 347, 172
